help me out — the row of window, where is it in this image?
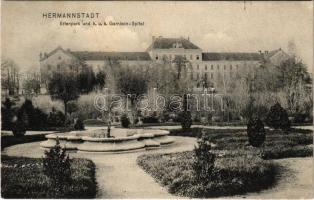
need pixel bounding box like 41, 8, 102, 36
46, 64, 78, 71
194, 64, 239, 71
192, 72, 234, 80
155, 54, 200, 61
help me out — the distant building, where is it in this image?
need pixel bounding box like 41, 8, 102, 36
39, 36, 291, 90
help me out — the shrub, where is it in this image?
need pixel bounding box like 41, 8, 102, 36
43, 139, 71, 197
247, 117, 266, 147
47, 108, 65, 127
179, 111, 192, 130
120, 114, 130, 128
193, 132, 215, 185
142, 116, 159, 123
16, 99, 48, 130
1, 98, 16, 130
74, 118, 85, 130
265, 102, 290, 130
11, 118, 27, 137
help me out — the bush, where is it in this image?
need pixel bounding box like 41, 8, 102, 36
247, 117, 266, 147
74, 118, 85, 130
1, 98, 16, 130
43, 139, 71, 197
266, 103, 290, 130
120, 114, 130, 128
179, 111, 192, 130
142, 116, 159, 124
11, 118, 27, 137
47, 108, 65, 127
17, 99, 49, 130
193, 132, 215, 184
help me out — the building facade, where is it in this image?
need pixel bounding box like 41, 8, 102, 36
39, 36, 290, 90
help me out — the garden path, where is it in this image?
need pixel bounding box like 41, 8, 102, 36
232, 157, 313, 199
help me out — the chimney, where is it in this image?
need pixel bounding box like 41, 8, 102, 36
264, 50, 269, 54
39, 52, 43, 60
67, 48, 71, 52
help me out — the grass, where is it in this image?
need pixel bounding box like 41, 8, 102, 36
1, 135, 47, 150
1, 155, 97, 198
170, 128, 313, 159
137, 151, 277, 198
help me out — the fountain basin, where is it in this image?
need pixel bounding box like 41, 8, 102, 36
40, 128, 174, 153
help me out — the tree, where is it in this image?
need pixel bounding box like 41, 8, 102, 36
66, 101, 78, 118
116, 67, 148, 122
77, 68, 97, 93
278, 58, 312, 116
23, 77, 41, 95
193, 130, 215, 185
247, 117, 266, 147
266, 102, 290, 131
48, 72, 80, 124
95, 71, 106, 90
43, 139, 71, 197
1, 58, 20, 96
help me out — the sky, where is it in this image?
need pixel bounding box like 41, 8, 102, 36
1, 1, 313, 73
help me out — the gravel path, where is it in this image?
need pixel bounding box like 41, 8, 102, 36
233, 157, 313, 199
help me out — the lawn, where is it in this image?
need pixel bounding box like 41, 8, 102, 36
137, 151, 277, 198
1, 155, 97, 198
170, 128, 313, 159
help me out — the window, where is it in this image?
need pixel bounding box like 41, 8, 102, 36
224, 65, 226, 70
58, 56, 62, 60
47, 65, 51, 70
197, 64, 199, 70
211, 73, 213, 78
190, 55, 193, 60
230, 65, 232, 70
155, 55, 158, 60
57, 64, 61, 70
196, 55, 200, 60
205, 73, 208, 80
211, 65, 213, 70
197, 73, 200, 79
217, 65, 219, 70
236, 65, 239, 69
205, 65, 208, 70
190, 73, 193, 80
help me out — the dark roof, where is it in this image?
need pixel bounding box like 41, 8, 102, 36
202, 52, 262, 61
70, 51, 152, 61
147, 37, 200, 50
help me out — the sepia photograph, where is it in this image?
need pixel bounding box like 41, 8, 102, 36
1, 1, 313, 199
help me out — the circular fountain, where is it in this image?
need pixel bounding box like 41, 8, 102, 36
40, 128, 174, 153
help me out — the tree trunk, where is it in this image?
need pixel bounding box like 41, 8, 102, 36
64, 101, 68, 126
